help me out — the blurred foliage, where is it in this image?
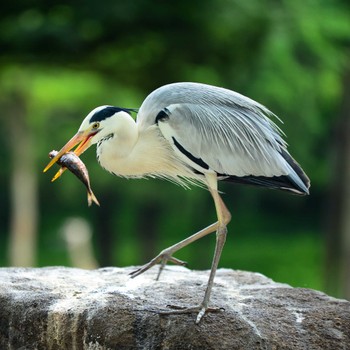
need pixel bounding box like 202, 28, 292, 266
0, 0, 349, 294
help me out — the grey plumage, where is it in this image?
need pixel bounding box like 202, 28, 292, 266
137, 82, 310, 194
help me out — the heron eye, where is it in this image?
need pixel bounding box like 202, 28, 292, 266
92, 122, 100, 129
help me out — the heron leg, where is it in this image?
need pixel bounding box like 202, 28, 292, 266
195, 186, 231, 323
129, 221, 219, 279
130, 174, 231, 323
160, 179, 231, 323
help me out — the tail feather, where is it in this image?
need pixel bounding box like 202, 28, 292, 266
222, 150, 310, 195
280, 149, 310, 194
222, 175, 307, 195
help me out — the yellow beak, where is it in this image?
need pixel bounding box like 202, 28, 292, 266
43, 130, 95, 174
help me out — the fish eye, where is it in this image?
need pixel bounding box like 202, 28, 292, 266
92, 122, 100, 129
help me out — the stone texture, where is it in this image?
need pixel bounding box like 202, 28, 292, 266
0, 266, 349, 349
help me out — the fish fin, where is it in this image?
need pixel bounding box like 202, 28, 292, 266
87, 190, 100, 207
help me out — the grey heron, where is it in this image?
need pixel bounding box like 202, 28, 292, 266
44, 82, 310, 323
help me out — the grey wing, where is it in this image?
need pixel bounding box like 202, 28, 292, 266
161, 103, 309, 193
137, 82, 310, 193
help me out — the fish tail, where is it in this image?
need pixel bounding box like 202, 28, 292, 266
87, 190, 100, 207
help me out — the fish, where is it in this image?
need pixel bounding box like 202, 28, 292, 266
48, 150, 100, 207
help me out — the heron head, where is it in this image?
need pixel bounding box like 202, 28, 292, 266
43, 105, 137, 173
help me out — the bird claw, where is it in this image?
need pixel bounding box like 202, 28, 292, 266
129, 251, 187, 280
160, 304, 224, 323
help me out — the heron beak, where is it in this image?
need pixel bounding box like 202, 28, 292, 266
43, 130, 95, 173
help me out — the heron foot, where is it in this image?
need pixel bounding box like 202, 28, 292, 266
161, 304, 224, 323
129, 250, 187, 280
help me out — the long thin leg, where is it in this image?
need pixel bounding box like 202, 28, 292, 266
129, 221, 220, 279
195, 182, 231, 322
130, 173, 231, 323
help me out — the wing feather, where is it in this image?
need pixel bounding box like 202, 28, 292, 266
136, 82, 309, 192
162, 102, 288, 177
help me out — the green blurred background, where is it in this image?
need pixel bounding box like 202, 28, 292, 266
1, 0, 349, 300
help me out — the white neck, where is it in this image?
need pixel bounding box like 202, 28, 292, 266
95, 113, 138, 172
96, 120, 195, 181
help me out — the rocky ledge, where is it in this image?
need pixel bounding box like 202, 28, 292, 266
0, 266, 349, 349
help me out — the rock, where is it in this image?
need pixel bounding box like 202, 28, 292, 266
0, 266, 349, 349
